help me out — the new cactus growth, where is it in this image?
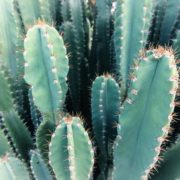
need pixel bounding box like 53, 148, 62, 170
0, 0, 179, 180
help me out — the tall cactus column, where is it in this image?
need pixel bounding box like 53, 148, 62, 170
23, 22, 69, 123
113, 47, 178, 180
114, 0, 153, 96
91, 75, 121, 178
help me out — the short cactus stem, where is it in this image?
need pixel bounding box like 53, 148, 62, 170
49, 116, 94, 180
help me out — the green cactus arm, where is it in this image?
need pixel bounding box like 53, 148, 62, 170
113, 48, 178, 180
0, 0, 18, 78
159, 0, 180, 45
24, 23, 69, 121
36, 119, 55, 162
49, 117, 94, 180
0, 156, 30, 180
0, 71, 14, 112
2, 110, 33, 161
90, 0, 112, 76
0, 129, 11, 157
151, 142, 180, 180
28, 89, 42, 128
38, 0, 52, 24
13, 0, 26, 77
62, 22, 81, 112
173, 30, 180, 60
114, 0, 153, 94
68, 0, 85, 43
16, 0, 40, 30
48, 0, 62, 27
0, 71, 33, 160
91, 75, 121, 176
61, 0, 71, 22
30, 150, 53, 180
67, 0, 91, 116
150, 1, 166, 45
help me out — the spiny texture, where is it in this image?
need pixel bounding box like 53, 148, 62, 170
90, 0, 112, 77
0, 0, 180, 179
151, 142, 180, 180
158, 0, 180, 45
0, 156, 30, 180
0, 0, 18, 78
113, 48, 178, 180
0, 71, 33, 161
30, 150, 52, 180
24, 23, 69, 122
91, 75, 120, 178
16, 0, 52, 31
49, 117, 94, 180
61, 0, 90, 116
114, 0, 153, 95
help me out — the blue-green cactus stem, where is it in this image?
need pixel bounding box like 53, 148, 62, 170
68, 0, 91, 117
0, 155, 30, 180
0, 71, 14, 112
2, 110, 33, 161
113, 48, 178, 180
91, 75, 121, 177
62, 22, 81, 112
28, 89, 42, 128
0, 71, 33, 160
90, 0, 112, 77
0, 129, 11, 157
150, 1, 166, 45
13, 0, 26, 77
24, 23, 69, 122
49, 116, 94, 180
151, 142, 180, 180
159, 0, 180, 45
30, 150, 53, 180
114, 0, 153, 96
36, 119, 55, 162
49, 0, 62, 28
0, 0, 18, 78
16, 0, 40, 30
0, 117, 17, 157
16, 0, 52, 31
173, 30, 180, 60
61, 0, 71, 22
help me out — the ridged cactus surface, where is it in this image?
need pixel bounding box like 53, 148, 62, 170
0, 0, 179, 180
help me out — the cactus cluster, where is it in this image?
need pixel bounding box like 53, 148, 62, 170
0, 0, 179, 180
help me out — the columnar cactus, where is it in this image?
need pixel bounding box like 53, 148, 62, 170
113, 48, 178, 180
0, 0, 179, 180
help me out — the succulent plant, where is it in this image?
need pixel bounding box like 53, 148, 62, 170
0, 0, 179, 180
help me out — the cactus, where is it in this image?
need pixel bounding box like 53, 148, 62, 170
148, 0, 180, 46
30, 150, 52, 180
151, 141, 180, 180
0, 0, 180, 180
91, 75, 121, 178
0, 155, 30, 180
49, 116, 94, 180
0, 0, 18, 78
114, 0, 153, 95
24, 22, 69, 122
113, 48, 178, 180
0, 130, 10, 157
